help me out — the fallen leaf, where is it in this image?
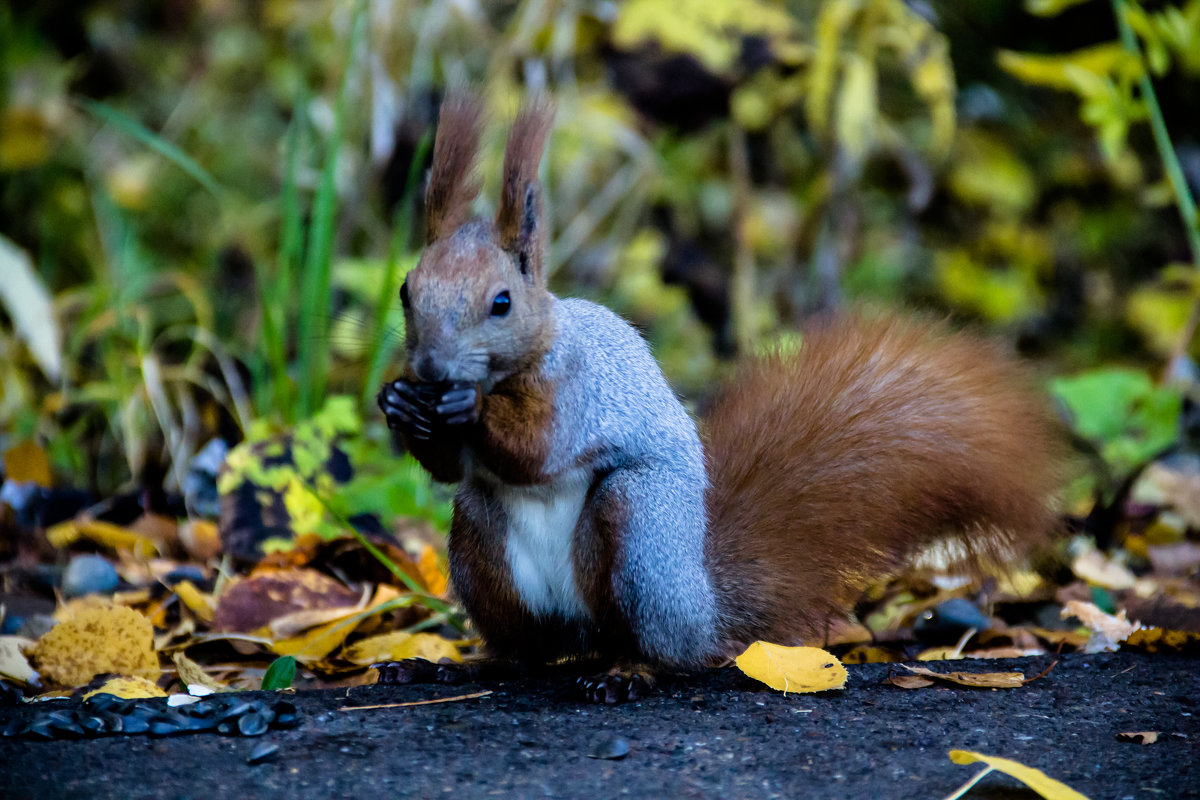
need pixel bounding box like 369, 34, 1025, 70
734, 642, 847, 693
1071, 549, 1136, 590
172, 651, 228, 692
261, 655, 297, 690
174, 580, 215, 623
1061, 600, 1140, 653
417, 545, 448, 596
1116, 731, 1159, 745
83, 675, 167, 700
840, 645, 903, 664
344, 631, 462, 666
1123, 627, 1200, 654
269, 617, 359, 662
179, 519, 222, 561
886, 674, 935, 689
28, 603, 161, 687
3, 440, 52, 486
947, 749, 1091, 800
0, 636, 38, 686
900, 664, 1025, 688
45, 519, 160, 558
212, 568, 360, 633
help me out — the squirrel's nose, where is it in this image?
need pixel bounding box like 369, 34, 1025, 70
414, 354, 448, 383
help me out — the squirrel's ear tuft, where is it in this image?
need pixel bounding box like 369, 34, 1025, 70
496, 97, 554, 282
425, 92, 485, 244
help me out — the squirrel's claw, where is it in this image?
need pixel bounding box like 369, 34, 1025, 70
434, 384, 481, 426
378, 380, 435, 439
577, 670, 654, 705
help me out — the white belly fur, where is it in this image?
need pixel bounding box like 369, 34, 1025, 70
499, 470, 591, 621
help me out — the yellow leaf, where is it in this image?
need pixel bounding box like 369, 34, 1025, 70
1071, 549, 1137, 589
3, 439, 52, 486
83, 675, 167, 700
344, 631, 462, 666
29, 604, 161, 687
835, 55, 878, 166
45, 519, 160, 558
417, 545, 448, 597
175, 580, 215, 623
997, 44, 1135, 91
734, 642, 847, 694
948, 750, 1091, 800
0, 636, 38, 686
172, 651, 228, 692
269, 617, 357, 663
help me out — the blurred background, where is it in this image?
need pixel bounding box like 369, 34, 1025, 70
1, 0, 1199, 555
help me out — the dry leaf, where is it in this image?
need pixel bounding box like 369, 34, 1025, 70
179, 519, 222, 561
1124, 627, 1200, 654
28, 603, 161, 687
269, 616, 359, 663
213, 568, 360, 633
901, 664, 1025, 688
1116, 731, 1159, 745
46, 519, 160, 558
886, 674, 935, 688
344, 631, 462, 666
840, 645, 903, 664
83, 675, 166, 700
0, 635, 38, 686
1071, 549, 1136, 590
734, 642, 847, 693
417, 545, 448, 597
174, 580, 215, 623
3, 439, 52, 486
172, 651, 228, 692
948, 749, 1091, 800
1061, 600, 1140, 653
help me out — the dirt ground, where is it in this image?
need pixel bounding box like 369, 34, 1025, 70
2, 651, 1196, 800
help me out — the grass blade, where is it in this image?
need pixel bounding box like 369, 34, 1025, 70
81, 100, 225, 200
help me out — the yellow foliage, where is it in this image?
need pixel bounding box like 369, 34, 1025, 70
734, 642, 847, 693
612, 0, 801, 75
997, 44, 1136, 91
29, 603, 161, 687
344, 631, 462, 666
83, 675, 167, 700
948, 750, 1091, 800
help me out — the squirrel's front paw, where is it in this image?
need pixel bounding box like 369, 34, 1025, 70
377, 380, 434, 440
431, 382, 481, 427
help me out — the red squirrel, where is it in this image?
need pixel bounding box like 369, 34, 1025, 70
377, 94, 1064, 701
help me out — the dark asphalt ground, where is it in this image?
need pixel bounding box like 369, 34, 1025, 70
1, 651, 1196, 799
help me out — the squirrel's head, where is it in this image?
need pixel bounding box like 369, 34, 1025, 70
401, 93, 554, 386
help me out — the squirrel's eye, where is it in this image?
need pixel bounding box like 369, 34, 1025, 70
491, 290, 511, 317
399, 282, 410, 308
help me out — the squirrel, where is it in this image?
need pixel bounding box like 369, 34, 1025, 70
377, 94, 1064, 701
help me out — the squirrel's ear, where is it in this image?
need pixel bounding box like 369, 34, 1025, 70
496, 97, 554, 284
425, 92, 484, 244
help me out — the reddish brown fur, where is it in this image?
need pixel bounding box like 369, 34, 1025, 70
425, 93, 485, 244
495, 98, 554, 262
702, 313, 1065, 653
468, 370, 556, 485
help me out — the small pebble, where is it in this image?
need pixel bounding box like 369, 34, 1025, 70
247, 741, 279, 764
588, 734, 630, 760
62, 554, 119, 598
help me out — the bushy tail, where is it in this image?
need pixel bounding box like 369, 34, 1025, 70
702, 312, 1065, 651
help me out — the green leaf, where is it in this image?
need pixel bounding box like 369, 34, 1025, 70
1051, 368, 1181, 475
262, 655, 297, 690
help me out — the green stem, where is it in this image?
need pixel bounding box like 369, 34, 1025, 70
1112, 0, 1200, 268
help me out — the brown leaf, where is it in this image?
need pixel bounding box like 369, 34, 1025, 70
1116, 731, 1159, 745
886, 674, 935, 689
900, 664, 1025, 688
212, 568, 360, 633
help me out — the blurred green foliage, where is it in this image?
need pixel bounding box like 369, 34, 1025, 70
0, 0, 1198, 532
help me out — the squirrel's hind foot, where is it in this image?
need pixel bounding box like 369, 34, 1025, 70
577, 665, 656, 704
